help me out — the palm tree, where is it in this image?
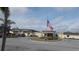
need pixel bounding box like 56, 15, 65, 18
0, 7, 10, 51
0, 18, 15, 27
0, 18, 15, 37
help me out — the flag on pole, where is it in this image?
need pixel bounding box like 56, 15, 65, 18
47, 20, 53, 31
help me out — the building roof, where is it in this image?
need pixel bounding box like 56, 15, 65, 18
42, 31, 56, 33
11, 29, 39, 32
63, 32, 79, 35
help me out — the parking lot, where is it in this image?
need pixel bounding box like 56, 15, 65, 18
0, 37, 79, 51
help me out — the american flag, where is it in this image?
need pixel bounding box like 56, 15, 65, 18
47, 20, 53, 31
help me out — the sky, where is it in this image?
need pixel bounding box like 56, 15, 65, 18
0, 7, 79, 32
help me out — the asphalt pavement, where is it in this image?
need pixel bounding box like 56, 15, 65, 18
0, 37, 79, 51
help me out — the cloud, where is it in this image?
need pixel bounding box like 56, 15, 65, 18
49, 16, 64, 31
10, 7, 28, 14
67, 19, 79, 32
50, 16, 79, 32
0, 10, 4, 19
51, 16, 64, 25
9, 7, 46, 30
52, 17, 79, 32
9, 7, 28, 19
9, 7, 79, 32
54, 7, 75, 11
0, 10, 5, 24
11, 18, 46, 31
11, 15, 79, 32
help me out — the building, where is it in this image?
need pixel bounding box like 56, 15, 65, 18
58, 32, 79, 39
10, 28, 39, 37
10, 29, 58, 40
63, 32, 79, 39
34, 31, 56, 37
57, 32, 65, 39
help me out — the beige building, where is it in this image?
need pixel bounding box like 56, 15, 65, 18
34, 32, 44, 37
57, 32, 65, 39
58, 32, 79, 39
10, 29, 59, 40
10, 29, 38, 37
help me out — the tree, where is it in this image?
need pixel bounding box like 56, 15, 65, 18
0, 7, 10, 51
0, 19, 15, 38
0, 18, 15, 29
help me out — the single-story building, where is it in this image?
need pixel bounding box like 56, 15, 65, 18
10, 28, 39, 37
63, 32, 79, 39
10, 29, 59, 40
58, 32, 79, 39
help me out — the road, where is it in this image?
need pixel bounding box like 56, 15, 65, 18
0, 37, 79, 51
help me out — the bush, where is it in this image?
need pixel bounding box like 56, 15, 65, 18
30, 35, 38, 37
53, 34, 59, 40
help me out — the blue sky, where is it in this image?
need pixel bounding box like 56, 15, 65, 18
1, 7, 79, 32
